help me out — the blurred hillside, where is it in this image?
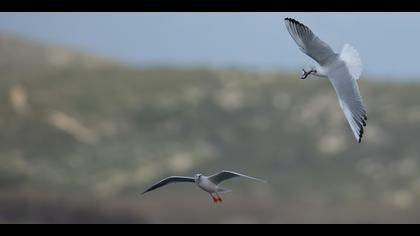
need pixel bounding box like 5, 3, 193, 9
1, 34, 420, 223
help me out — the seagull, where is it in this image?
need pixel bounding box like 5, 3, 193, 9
284, 18, 368, 143
142, 170, 266, 203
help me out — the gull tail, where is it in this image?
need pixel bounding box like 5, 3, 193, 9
216, 187, 232, 194
340, 44, 362, 80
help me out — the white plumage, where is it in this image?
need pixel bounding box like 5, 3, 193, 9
340, 44, 363, 80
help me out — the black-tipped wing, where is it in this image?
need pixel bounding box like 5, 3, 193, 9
208, 171, 266, 185
328, 66, 367, 143
284, 18, 336, 65
142, 176, 195, 194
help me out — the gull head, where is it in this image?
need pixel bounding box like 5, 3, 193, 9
194, 174, 203, 181
300, 69, 308, 79
300, 67, 317, 80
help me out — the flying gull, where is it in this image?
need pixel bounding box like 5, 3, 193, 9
285, 17, 368, 143
142, 171, 266, 203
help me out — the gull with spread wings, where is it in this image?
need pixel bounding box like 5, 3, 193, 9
285, 18, 367, 143
142, 171, 266, 203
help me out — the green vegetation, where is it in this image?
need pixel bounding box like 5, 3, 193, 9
1, 34, 420, 223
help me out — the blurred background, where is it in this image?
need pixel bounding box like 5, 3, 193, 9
0, 12, 420, 223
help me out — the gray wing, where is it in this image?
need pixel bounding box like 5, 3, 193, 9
328, 65, 368, 143
285, 18, 336, 65
208, 171, 266, 185
142, 176, 195, 194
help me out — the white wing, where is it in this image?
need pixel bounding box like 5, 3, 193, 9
142, 176, 195, 194
328, 64, 368, 143
285, 18, 336, 65
208, 171, 266, 185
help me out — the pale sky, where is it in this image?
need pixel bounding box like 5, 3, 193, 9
1, 13, 420, 81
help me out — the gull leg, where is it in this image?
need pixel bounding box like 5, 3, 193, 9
210, 193, 218, 204
215, 193, 223, 203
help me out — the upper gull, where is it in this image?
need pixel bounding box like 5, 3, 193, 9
285, 17, 368, 143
